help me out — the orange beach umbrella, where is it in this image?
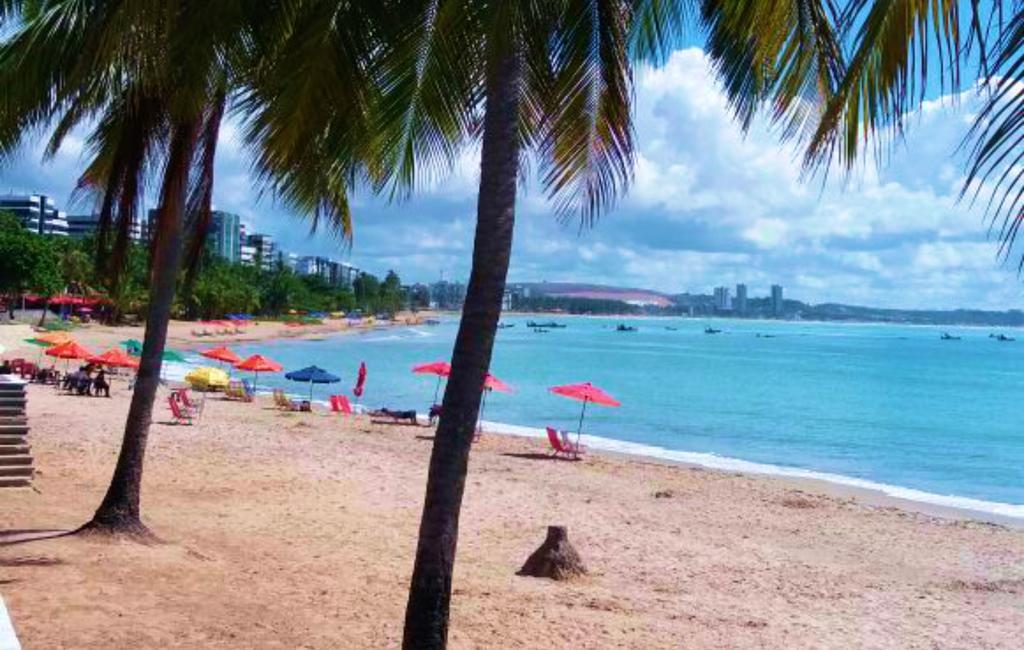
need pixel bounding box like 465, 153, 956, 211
35, 331, 73, 345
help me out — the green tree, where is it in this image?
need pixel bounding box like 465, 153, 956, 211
379, 269, 404, 316
0, 0, 371, 537
0, 211, 61, 317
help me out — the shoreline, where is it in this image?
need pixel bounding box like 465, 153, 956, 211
475, 419, 1024, 528
4, 382, 1022, 648
8, 316, 1022, 530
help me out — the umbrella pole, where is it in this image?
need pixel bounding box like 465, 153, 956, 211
433, 376, 441, 405
576, 398, 589, 446
477, 389, 488, 434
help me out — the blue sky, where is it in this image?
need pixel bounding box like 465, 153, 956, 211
1, 46, 1020, 311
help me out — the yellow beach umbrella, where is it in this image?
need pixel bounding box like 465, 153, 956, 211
184, 366, 230, 390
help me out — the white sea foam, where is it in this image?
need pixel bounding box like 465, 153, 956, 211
477, 419, 1024, 520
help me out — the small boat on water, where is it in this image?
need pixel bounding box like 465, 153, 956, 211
994, 333, 1015, 342
664, 326, 678, 331
527, 320, 566, 329
497, 323, 515, 329
940, 332, 961, 340
704, 327, 722, 334
423, 319, 441, 326
533, 327, 549, 333
616, 324, 637, 332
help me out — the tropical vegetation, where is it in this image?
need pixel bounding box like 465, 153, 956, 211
0, 1, 1020, 649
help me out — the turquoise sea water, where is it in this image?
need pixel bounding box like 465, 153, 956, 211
213, 316, 1024, 517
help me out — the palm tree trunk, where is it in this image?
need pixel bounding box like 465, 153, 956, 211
82, 119, 199, 537
402, 47, 523, 649
36, 299, 49, 327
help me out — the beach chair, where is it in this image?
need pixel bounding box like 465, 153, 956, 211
546, 427, 585, 460
329, 394, 353, 415
168, 396, 193, 425
241, 380, 255, 402
174, 388, 200, 415
273, 389, 300, 411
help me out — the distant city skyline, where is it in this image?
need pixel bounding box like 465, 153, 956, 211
2, 48, 1021, 311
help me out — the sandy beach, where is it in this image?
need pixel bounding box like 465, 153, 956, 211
0, 313, 428, 358
1, 346, 1022, 648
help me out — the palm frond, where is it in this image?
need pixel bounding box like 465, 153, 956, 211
629, 0, 692, 63
182, 90, 227, 281
963, 6, 1024, 267
372, 0, 485, 197
532, 0, 634, 226
803, 0, 995, 170
702, 0, 845, 139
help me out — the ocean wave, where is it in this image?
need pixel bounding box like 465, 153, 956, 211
477, 419, 1024, 520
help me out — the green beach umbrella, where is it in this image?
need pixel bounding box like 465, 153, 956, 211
162, 349, 186, 362
120, 339, 143, 356
23, 338, 52, 362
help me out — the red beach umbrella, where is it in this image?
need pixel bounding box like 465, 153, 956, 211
200, 345, 241, 366
478, 372, 513, 435
45, 340, 93, 360
549, 382, 620, 445
483, 373, 513, 394
412, 361, 451, 377
235, 354, 283, 393
87, 348, 140, 369
353, 361, 367, 399
412, 361, 451, 405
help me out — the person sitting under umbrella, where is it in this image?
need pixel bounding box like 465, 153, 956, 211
93, 369, 110, 397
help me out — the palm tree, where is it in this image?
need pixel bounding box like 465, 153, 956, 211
0, 0, 373, 536
373, 1, 834, 645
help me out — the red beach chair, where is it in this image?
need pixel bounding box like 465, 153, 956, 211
168, 396, 193, 425
330, 394, 353, 415
546, 427, 585, 460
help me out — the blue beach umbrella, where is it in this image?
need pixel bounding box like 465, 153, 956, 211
284, 365, 341, 401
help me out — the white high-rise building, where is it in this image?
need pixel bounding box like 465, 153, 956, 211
713, 286, 731, 311
0, 193, 69, 236
735, 283, 748, 315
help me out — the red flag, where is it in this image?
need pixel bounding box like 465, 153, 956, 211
353, 361, 367, 398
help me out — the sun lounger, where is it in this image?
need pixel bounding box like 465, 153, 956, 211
329, 395, 353, 415
174, 388, 200, 415
224, 381, 254, 402
546, 427, 585, 460
168, 396, 193, 425
273, 389, 302, 411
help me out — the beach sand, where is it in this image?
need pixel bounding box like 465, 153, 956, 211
0, 313, 427, 359
1, 374, 1022, 649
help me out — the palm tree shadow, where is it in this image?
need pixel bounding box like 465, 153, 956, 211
0, 528, 75, 547
500, 452, 572, 461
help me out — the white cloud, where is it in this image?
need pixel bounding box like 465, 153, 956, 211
1, 47, 1022, 310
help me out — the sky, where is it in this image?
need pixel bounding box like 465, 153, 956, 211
1, 46, 1020, 311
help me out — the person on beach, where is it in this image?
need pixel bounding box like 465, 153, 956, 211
93, 369, 110, 397
0, 360, 10, 375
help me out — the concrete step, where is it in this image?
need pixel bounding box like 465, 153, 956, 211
0, 465, 33, 478
0, 476, 30, 488
0, 455, 32, 467
0, 424, 28, 434
0, 445, 30, 456
0, 434, 27, 444
0, 407, 25, 416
